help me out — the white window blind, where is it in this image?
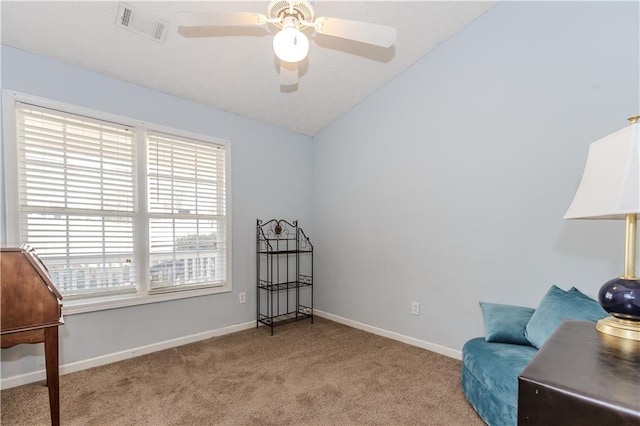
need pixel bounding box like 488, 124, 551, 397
16, 103, 136, 297
147, 131, 227, 291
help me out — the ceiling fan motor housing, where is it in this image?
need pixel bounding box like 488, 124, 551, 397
268, 0, 315, 29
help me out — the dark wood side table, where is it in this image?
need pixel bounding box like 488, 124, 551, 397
1, 246, 64, 426
518, 320, 640, 425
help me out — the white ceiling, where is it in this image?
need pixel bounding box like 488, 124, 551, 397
1, 1, 495, 136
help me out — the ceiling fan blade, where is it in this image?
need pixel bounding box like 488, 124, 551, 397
313, 17, 397, 48
280, 62, 299, 86
176, 12, 267, 29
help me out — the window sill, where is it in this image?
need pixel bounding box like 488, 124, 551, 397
62, 285, 231, 315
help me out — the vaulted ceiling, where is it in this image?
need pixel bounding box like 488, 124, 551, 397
2, 1, 496, 135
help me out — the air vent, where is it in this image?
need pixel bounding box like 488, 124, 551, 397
116, 3, 169, 43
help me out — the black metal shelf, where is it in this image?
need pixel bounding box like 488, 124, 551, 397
258, 280, 312, 292
257, 249, 312, 255
258, 307, 313, 327
257, 219, 313, 335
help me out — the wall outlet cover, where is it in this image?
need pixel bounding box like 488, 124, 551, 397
411, 302, 420, 316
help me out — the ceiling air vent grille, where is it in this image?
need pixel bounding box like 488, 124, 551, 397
116, 3, 169, 43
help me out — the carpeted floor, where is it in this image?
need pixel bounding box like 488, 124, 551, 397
1, 317, 484, 425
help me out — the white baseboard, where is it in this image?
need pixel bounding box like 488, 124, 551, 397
0, 320, 255, 390
314, 310, 462, 360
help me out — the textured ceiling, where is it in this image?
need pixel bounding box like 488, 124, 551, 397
1, 1, 495, 136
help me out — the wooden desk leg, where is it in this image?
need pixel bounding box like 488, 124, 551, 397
44, 327, 60, 426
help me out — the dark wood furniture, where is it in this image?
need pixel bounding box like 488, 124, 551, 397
1, 246, 64, 426
518, 320, 640, 425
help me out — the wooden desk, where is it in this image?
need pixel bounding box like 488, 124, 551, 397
518, 320, 640, 425
1, 246, 64, 426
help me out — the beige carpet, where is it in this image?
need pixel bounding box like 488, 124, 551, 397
1, 317, 484, 425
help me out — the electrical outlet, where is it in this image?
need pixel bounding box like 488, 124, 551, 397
239, 292, 246, 304
411, 302, 420, 316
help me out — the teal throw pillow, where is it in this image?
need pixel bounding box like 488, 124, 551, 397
480, 302, 535, 346
525, 285, 607, 349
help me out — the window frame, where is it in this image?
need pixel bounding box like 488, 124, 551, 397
2, 90, 232, 315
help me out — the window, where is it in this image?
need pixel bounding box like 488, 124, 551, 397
3, 91, 231, 310
147, 132, 227, 291
16, 104, 137, 297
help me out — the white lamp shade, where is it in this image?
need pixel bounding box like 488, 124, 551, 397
564, 122, 640, 220
273, 27, 309, 63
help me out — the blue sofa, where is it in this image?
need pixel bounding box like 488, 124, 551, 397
461, 285, 608, 426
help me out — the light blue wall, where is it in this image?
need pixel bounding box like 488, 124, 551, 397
2, 0, 639, 382
312, 1, 640, 350
1, 45, 313, 379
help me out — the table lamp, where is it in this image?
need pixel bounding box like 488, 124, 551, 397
564, 115, 640, 341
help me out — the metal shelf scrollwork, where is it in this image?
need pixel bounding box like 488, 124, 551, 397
257, 219, 313, 335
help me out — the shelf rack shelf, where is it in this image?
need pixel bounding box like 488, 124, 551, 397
256, 219, 313, 335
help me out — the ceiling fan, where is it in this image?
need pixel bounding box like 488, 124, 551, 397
176, 0, 397, 87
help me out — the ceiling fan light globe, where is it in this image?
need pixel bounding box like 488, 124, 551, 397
273, 27, 309, 63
